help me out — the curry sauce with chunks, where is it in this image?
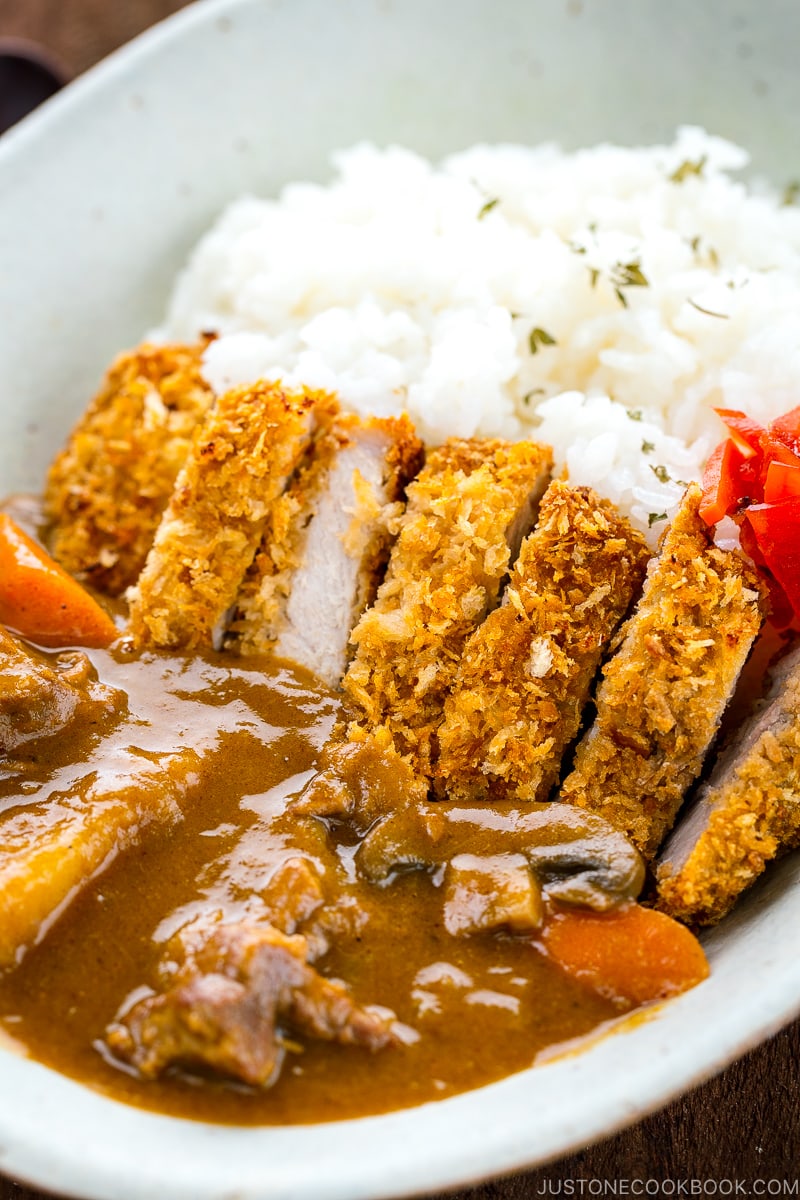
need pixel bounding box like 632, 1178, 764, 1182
0, 639, 705, 1123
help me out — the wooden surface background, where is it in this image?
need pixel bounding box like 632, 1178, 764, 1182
0, 1, 798, 1197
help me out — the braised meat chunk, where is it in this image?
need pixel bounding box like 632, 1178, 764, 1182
0, 625, 123, 758
657, 642, 800, 924
128, 382, 328, 650
231, 412, 423, 686
108, 919, 401, 1086
343, 437, 552, 773
45, 342, 214, 595
291, 725, 429, 831
435, 482, 648, 803
559, 485, 767, 858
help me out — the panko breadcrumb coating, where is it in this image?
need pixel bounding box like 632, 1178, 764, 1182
45, 342, 215, 595
559, 485, 767, 859
230, 412, 423, 685
227, 402, 341, 651
128, 381, 323, 650
343, 437, 552, 774
656, 643, 800, 925
435, 482, 649, 803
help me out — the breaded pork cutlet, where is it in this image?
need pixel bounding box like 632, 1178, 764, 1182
343, 437, 552, 773
128, 382, 327, 651
657, 642, 800, 925
45, 341, 214, 595
230, 413, 423, 687
559, 484, 767, 859
435, 482, 649, 803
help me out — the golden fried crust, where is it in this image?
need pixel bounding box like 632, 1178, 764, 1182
45, 342, 215, 596
343, 437, 552, 774
560, 484, 767, 859
381, 412, 426, 494
435, 482, 649, 803
656, 653, 800, 925
349, 413, 425, 622
128, 382, 322, 650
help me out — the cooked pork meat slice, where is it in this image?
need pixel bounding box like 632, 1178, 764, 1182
230, 413, 423, 687
128, 382, 329, 650
0, 627, 123, 757
435, 482, 649, 804
343, 437, 552, 773
559, 485, 767, 859
107, 919, 401, 1086
45, 342, 214, 596
656, 642, 800, 925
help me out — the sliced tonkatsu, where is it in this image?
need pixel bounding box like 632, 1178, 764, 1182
230, 413, 423, 687
559, 485, 767, 858
343, 437, 552, 773
435, 481, 649, 803
45, 341, 215, 595
128, 382, 330, 650
657, 642, 800, 924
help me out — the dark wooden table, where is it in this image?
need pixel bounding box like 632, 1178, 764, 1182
0, 2, 798, 1197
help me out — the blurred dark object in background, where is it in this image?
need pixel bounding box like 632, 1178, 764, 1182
0, 38, 66, 133
0, 1, 192, 78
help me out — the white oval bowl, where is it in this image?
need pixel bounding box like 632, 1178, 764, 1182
0, 2, 799, 1197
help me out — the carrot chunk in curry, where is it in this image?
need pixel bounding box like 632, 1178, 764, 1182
0, 513, 117, 648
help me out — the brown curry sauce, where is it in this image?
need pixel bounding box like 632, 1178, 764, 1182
0, 646, 627, 1124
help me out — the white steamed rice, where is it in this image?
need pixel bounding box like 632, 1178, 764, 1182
158, 126, 800, 540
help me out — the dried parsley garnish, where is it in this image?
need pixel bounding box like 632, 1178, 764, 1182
642, 440, 655, 454
688, 236, 720, 268
688, 298, 729, 319
609, 260, 649, 307
528, 327, 557, 354
650, 464, 671, 484
478, 197, 499, 219
613, 261, 649, 288
781, 181, 800, 207
669, 156, 707, 183
627, 409, 643, 422
648, 511, 668, 527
